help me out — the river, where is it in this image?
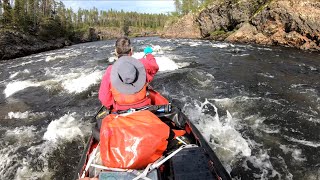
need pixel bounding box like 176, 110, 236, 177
0, 37, 319, 180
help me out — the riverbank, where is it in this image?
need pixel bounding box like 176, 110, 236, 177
0, 28, 100, 60
162, 0, 320, 51
0, 27, 161, 60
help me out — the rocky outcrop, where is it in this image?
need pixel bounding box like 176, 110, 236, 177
197, 0, 269, 38
72, 27, 99, 43
96, 27, 123, 40
249, 0, 320, 50
0, 30, 70, 60
162, 13, 201, 39
0, 27, 101, 60
197, 0, 320, 51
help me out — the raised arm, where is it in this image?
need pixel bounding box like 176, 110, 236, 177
98, 66, 113, 109
140, 54, 159, 83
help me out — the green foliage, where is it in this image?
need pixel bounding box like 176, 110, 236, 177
1, 0, 13, 25
122, 20, 130, 36
166, 15, 180, 26
210, 30, 226, 37
252, 0, 274, 18
174, 0, 203, 15
38, 17, 63, 40
0, 0, 169, 41
173, 0, 226, 14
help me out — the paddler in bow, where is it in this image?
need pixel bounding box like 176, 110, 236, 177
98, 36, 158, 111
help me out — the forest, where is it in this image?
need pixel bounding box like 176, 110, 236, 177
173, 0, 217, 15
0, 0, 168, 40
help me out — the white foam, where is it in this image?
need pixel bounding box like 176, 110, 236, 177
43, 113, 90, 142
179, 41, 203, 47
246, 150, 281, 179
176, 62, 191, 68
62, 70, 103, 93
5, 126, 37, 145
9, 69, 30, 79
108, 56, 117, 62
45, 55, 66, 62
161, 46, 175, 51
45, 50, 81, 62
309, 66, 317, 71
258, 73, 275, 78
100, 44, 113, 49
0, 148, 19, 179
211, 42, 233, 48
6, 111, 47, 119
132, 52, 146, 59
257, 47, 273, 51
232, 54, 250, 56
286, 137, 320, 147
6, 111, 30, 119
132, 51, 180, 71
9, 72, 19, 79
156, 56, 179, 71
152, 45, 162, 52
189, 42, 201, 47
0, 126, 40, 179
183, 99, 252, 162
13, 136, 55, 179
290, 84, 307, 88
261, 127, 280, 134
8, 59, 44, 69
10, 113, 90, 179
279, 145, 306, 162
15, 164, 51, 180
4, 80, 40, 98
191, 72, 215, 87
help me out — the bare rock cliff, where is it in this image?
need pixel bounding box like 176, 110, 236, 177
198, 0, 320, 51
162, 13, 201, 39
164, 0, 320, 51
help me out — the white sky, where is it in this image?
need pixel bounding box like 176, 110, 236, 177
60, 0, 175, 14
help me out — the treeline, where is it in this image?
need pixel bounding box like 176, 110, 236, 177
173, 0, 217, 15
0, 0, 168, 40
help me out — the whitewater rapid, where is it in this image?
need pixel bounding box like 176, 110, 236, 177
0, 37, 319, 179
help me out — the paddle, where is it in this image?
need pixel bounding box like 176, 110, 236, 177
90, 105, 105, 123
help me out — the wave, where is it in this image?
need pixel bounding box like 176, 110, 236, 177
4, 80, 40, 98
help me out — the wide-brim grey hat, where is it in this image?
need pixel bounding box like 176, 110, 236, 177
110, 56, 146, 94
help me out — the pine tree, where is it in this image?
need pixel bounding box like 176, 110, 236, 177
1, 0, 13, 25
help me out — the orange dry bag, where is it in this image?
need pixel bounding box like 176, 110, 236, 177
100, 110, 170, 169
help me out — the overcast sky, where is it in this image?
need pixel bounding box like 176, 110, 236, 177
60, 0, 175, 14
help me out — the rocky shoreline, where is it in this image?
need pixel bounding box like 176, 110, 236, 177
0, 30, 67, 60
0, 28, 100, 60
0, 27, 161, 60
163, 0, 320, 51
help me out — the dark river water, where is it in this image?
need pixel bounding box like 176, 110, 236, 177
0, 37, 319, 180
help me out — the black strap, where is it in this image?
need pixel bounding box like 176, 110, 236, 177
168, 129, 176, 140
